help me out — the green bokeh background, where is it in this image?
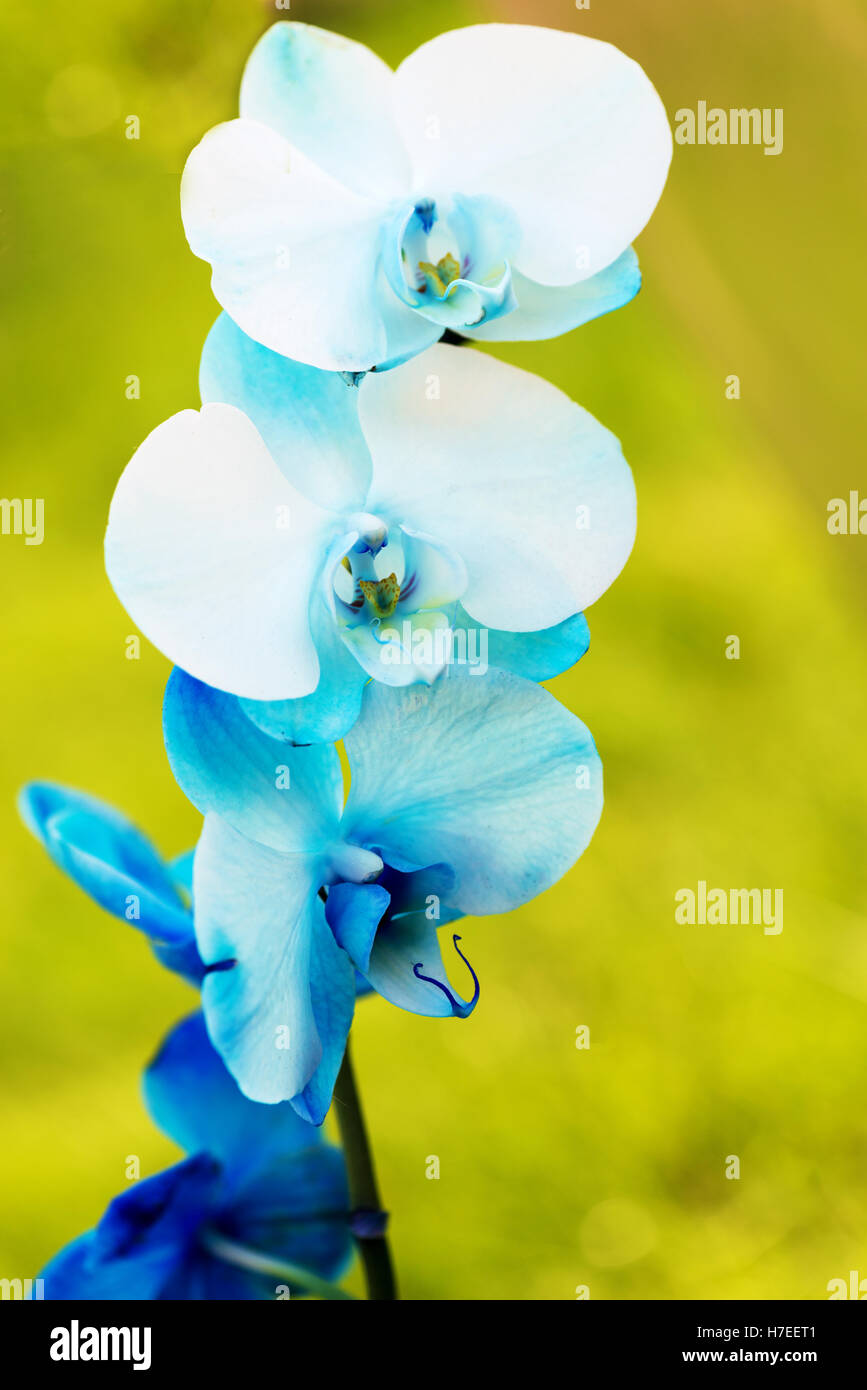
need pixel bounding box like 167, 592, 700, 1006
2, 0, 865, 1300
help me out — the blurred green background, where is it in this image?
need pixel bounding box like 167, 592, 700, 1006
1, 0, 865, 1300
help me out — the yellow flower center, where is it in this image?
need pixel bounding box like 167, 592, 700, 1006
418, 252, 461, 297
359, 573, 401, 620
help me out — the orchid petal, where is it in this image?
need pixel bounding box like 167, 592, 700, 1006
200, 313, 371, 512
240, 22, 411, 201
182, 120, 392, 372
106, 404, 339, 701
448, 604, 590, 682
163, 669, 342, 854
394, 25, 671, 285
359, 345, 636, 631
194, 814, 326, 1105
143, 1012, 323, 1177
342, 667, 603, 916
463, 250, 641, 342
18, 782, 191, 946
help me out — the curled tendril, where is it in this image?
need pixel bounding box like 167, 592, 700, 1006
412, 933, 480, 1019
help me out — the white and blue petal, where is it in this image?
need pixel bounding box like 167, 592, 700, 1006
335, 868, 474, 1019
240, 590, 368, 748
366, 919, 477, 1019
181, 121, 394, 372
193, 814, 330, 1105
463, 249, 641, 342
324, 882, 390, 976
393, 25, 671, 286
106, 403, 340, 701
291, 909, 356, 1126
448, 604, 590, 682
163, 669, 342, 854
410, 269, 513, 332
166, 674, 376, 1109
359, 345, 636, 632
397, 527, 467, 613
240, 22, 410, 202
372, 259, 444, 371
200, 313, 371, 512
339, 608, 453, 688
342, 667, 603, 917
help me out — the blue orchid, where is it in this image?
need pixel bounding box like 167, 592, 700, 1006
18, 779, 377, 1000
105, 325, 627, 742
162, 663, 604, 1117
40, 1012, 352, 1299
18, 781, 204, 984
181, 22, 672, 372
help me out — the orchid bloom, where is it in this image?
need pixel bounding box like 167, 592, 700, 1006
40, 1013, 352, 1299
163, 664, 603, 1119
18, 781, 203, 983
181, 22, 672, 371
105, 326, 632, 744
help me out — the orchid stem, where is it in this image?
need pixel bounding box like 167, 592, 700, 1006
334, 1036, 398, 1300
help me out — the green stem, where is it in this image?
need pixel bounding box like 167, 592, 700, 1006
201, 1228, 355, 1301
333, 1037, 398, 1300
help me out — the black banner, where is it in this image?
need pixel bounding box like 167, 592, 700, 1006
1, 1298, 862, 1374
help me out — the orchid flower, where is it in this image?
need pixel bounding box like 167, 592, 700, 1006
18, 781, 203, 983
162, 664, 603, 1119
40, 1013, 352, 1299
105, 327, 630, 743
181, 22, 672, 371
